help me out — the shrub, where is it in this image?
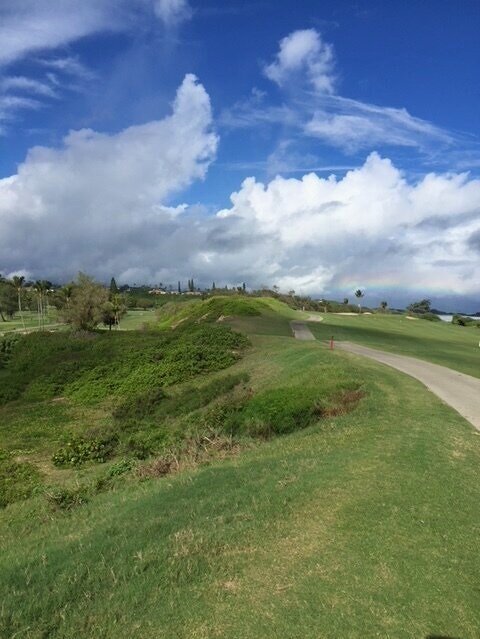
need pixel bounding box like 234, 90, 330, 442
45, 486, 90, 510
0, 333, 20, 369
52, 435, 118, 467
113, 387, 167, 420
106, 458, 136, 477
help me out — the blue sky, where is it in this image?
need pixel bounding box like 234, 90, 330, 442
1, 0, 479, 310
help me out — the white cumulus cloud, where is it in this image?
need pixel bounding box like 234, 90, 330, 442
0, 74, 217, 280
264, 29, 336, 93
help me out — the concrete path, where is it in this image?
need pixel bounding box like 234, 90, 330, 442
337, 341, 480, 432
290, 321, 315, 341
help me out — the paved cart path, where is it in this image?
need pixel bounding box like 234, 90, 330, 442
290, 321, 316, 341
290, 321, 480, 431
337, 341, 480, 432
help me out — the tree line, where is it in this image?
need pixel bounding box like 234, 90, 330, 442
0, 273, 126, 331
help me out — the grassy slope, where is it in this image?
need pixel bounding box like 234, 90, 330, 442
1, 298, 480, 637
307, 312, 480, 378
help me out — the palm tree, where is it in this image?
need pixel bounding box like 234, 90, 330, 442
355, 289, 365, 314
380, 300, 388, 312
33, 280, 50, 329
12, 275, 26, 330
61, 284, 74, 308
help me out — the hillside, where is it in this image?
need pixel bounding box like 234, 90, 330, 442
1, 297, 480, 637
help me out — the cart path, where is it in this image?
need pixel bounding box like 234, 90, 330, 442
337, 341, 480, 432
290, 321, 315, 341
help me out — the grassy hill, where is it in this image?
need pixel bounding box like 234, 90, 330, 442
1, 297, 480, 637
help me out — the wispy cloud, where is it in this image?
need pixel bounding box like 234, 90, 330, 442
39, 56, 96, 81
0, 0, 193, 69
224, 28, 464, 162
153, 0, 192, 26
1, 76, 58, 98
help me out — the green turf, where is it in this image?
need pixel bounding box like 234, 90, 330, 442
115, 309, 157, 330
1, 335, 479, 637
307, 312, 480, 377
1, 300, 480, 637
0, 309, 61, 333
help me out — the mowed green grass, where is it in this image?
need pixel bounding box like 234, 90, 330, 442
307, 312, 480, 378
1, 328, 480, 637
116, 309, 157, 330
0, 309, 61, 333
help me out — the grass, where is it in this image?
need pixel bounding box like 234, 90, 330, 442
1, 335, 479, 637
115, 309, 157, 330
0, 309, 61, 333
1, 297, 480, 637
307, 312, 480, 378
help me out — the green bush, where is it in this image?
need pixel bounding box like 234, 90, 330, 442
0, 325, 248, 406
45, 485, 90, 510
0, 333, 20, 369
452, 314, 479, 327
106, 458, 136, 477
238, 386, 324, 437
52, 435, 118, 467
417, 312, 441, 322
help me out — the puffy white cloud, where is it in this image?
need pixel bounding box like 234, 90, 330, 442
0, 74, 217, 279
264, 29, 336, 93
216, 153, 480, 298
1, 73, 479, 307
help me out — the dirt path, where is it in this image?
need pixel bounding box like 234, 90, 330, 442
290, 321, 315, 341
337, 342, 480, 432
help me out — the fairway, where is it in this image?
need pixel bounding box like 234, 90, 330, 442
307, 313, 480, 378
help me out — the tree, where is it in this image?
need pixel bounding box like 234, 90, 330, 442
407, 299, 431, 315
101, 295, 126, 331
61, 273, 109, 331
343, 298, 349, 305
380, 300, 388, 312
242, 282, 246, 292
0, 280, 17, 321
12, 275, 26, 330
33, 280, 48, 329
355, 289, 365, 313
212, 282, 216, 290
110, 277, 119, 295
178, 281, 181, 294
